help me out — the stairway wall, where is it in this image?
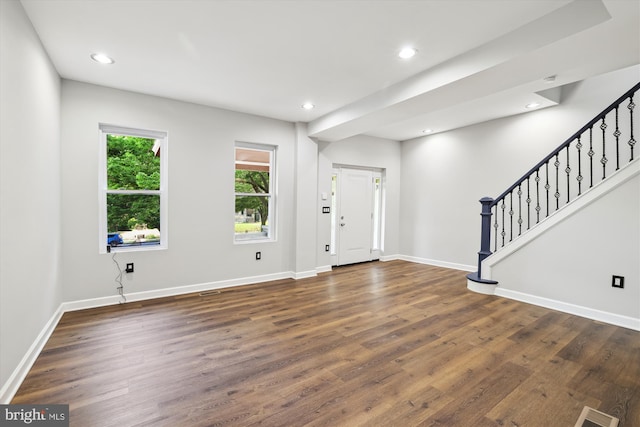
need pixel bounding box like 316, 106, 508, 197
490, 168, 639, 326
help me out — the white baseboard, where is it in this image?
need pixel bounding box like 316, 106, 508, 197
0, 304, 64, 404
397, 255, 475, 272
292, 270, 317, 280
316, 265, 332, 274
467, 278, 497, 295
65, 271, 295, 312
380, 254, 401, 262
495, 288, 640, 331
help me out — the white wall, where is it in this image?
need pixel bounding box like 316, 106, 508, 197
492, 172, 639, 320
317, 134, 402, 268
0, 0, 62, 394
400, 65, 640, 269
60, 81, 297, 302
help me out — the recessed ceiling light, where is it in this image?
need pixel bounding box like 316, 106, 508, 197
422, 129, 433, 134
398, 47, 417, 59
90, 53, 115, 64
302, 102, 315, 110
525, 102, 541, 109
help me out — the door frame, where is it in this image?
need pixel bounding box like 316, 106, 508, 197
330, 165, 384, 266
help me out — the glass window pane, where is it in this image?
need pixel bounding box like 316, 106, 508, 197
107, 134, 160, 190
330, 174, 337, 255
235, 195, 270, 240
107, 194, 160, 247
235, 170, 270, 194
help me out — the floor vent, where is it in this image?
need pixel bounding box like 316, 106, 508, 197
574, 406, 619, 427
199, 290, 222, 297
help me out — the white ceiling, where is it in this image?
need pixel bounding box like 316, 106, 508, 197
20, 0, 640, 142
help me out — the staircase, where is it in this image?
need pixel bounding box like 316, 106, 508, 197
467, 82, 639, 294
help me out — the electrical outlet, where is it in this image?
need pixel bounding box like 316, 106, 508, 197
125, 263, 134, 273
612, 275, 624, 288
255, 252, 261, 260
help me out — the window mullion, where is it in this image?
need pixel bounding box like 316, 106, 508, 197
107, 189, 162, 195
235, 192, 271, 197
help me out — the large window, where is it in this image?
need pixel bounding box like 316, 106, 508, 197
99, 124, 167, 253
234, 143, 275, 242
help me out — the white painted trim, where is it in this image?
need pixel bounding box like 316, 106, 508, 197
482, 160, 640, 281
293, 270, 318, 280
397, 255, 475, 272
0, 304, 64, 404
98, 124, 169, 254
495, 288, 640, 331
65, 271, 295, 312
467, 279, 497, 295
316, 265, 332, 274
380, 254, 401, 262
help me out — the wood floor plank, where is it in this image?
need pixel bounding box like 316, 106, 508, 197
11, 260, 640, 426
421, 361, 532, 426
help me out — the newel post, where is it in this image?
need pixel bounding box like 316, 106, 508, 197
476, 197, 494, 279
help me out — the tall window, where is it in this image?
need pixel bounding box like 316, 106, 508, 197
99, 124, 167, 253
234, 143, 275, 242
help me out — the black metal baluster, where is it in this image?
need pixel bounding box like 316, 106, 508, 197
535, 169, 541, 224
554, 153, 560, 210
500, 199, 506, 247
545, 162, 550, 217
517, 184, 522, 236
588, 127, 594, 188
565, 144, 571, 203
614, 105, 620, 170
526, 177, 531, 230
493, 205, 498, 252
629, 94, 636, 161
509, 192, 514, 242
600, 117, 608, 180
576, 135, 583, 195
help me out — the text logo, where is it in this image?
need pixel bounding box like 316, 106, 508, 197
1, 405, 68, 426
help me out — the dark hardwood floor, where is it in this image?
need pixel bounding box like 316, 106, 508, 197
12, 261, 640, 426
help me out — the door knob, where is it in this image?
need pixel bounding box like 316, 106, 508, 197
340, 223, 345, 226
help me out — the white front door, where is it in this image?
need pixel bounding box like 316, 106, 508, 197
336, 168, 375, 266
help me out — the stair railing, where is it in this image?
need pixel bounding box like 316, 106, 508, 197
469, 82, 639, 283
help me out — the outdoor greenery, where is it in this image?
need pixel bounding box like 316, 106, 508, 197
235, 170, 269, 226
107, 135, 160, 232
234, 222, 262, 233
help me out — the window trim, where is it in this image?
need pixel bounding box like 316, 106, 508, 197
234, 142, 277, 243
98, 123, 168, 254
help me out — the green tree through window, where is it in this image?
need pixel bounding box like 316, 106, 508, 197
107, 135, 161, 232
235, 170, 269, 226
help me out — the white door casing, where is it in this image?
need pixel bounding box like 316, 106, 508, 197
333, 167, 382, 266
